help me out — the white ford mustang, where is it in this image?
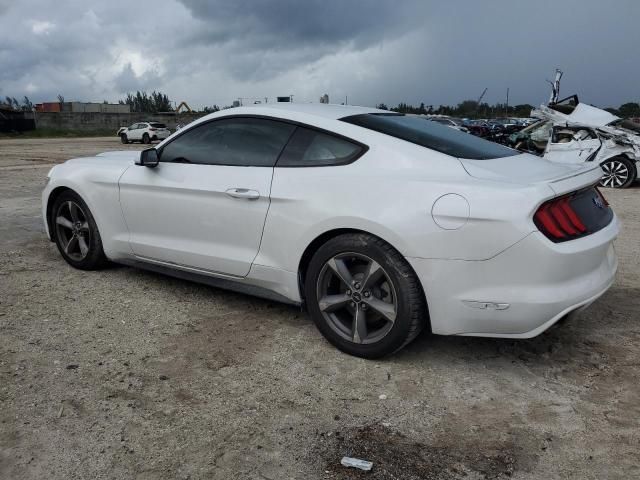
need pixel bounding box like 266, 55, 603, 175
42, 104, 619, 358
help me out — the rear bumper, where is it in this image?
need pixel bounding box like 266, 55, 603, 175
408, 216, 619, 337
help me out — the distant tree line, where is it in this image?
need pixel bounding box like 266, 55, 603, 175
3, 96, 34, 111
376, 99, 640, 119
3, 92, 640, 118
377, 100, 536, 119
604, 102, 640, 118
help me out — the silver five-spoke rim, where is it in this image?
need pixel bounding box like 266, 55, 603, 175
55, 201, 91, 261
316, 252, 397, 345
600, 160, 629, 188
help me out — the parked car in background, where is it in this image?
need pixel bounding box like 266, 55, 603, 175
510, 96, 640, 188
119, 122, 171, 144
464, 120, 491, 137
426, 116, 470, 133
43, 104, 618, 358
492, 118, 524, 135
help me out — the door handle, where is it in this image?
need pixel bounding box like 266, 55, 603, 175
225, 188, 260, 200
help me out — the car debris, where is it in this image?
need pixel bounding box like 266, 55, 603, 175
341, 456, 374, 471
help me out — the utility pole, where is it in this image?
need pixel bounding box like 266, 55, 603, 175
505, 88, 509, 116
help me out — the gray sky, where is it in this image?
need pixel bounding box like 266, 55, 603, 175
1, 0, 638, 109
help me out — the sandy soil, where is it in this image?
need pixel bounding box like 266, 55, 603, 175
1, 137, 639, 479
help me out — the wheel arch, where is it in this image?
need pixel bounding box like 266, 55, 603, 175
296, 227, 431, 331
46, 186, 74, 241
599, 154, 638, 186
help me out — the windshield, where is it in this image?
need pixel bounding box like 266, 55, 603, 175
341, 113, 519, 160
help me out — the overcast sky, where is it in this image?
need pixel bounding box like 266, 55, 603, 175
1, 0, 638, 109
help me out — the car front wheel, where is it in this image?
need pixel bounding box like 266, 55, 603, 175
600, 156, 636, 188
120, 134, 128, 144
51, 191, 108, 270
142, 133, 150, 144
305, 233, 427, 358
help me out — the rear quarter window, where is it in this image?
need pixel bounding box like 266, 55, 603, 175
277, 127, 365, 167
341, 113, 520, 160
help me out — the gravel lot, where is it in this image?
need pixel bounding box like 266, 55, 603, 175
1, 137, 639, 479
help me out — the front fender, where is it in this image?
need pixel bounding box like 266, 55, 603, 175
42, 159, 133, 260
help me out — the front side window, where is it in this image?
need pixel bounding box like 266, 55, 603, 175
341, 113, 519, 160
277, 127, 364, 167
160, 118, 295, 167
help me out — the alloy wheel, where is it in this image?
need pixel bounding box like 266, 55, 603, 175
600, 160, 629, 188
55, 200, 91, 261
316, 252, 397, 345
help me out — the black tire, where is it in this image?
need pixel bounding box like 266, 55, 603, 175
142, 133, 150, 144
305, 233, 427, 358
600, 156, 636, 189
120, 134, 128, 144
51, 190, 108, 270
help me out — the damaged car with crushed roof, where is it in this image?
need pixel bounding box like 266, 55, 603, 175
510, 95, 640, 188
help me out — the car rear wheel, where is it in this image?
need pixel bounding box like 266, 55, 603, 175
305, 233, 427, 358
142, 133, 150, 144
600, 156, 636, 188
120, 134, 128, 144
52, 191, 108, 270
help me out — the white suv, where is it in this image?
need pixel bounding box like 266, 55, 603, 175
119, 122, 171, 144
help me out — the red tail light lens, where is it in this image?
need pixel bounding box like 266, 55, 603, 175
534, 187, 612, 242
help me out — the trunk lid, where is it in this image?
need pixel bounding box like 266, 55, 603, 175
459, 153, 603, 195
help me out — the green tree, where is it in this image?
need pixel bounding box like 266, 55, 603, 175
618, 102, 640, 118
119, 91, 173, 113
21, 96, 33, 111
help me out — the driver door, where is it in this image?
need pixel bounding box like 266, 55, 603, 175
128, 124, 142, 141
118, 117, 295, 277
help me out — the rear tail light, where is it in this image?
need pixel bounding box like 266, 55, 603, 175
534, 187, 612, 242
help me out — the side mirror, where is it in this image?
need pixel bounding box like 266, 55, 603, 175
137, 148, 159, 168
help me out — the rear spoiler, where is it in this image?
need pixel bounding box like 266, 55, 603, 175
547, 164, 603, 195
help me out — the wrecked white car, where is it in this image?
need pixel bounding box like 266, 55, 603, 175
511, 96, 640, 188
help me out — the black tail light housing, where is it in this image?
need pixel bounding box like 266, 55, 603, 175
534, 187, 613, 242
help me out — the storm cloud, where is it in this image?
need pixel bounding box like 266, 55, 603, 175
1, 0, 638, 109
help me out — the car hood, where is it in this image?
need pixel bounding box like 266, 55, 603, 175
62, 151, 139, 169
460, 153, 603, 194
533, 103, 619, 128
96, 150, 140, 161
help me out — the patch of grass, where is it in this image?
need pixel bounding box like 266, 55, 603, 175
0, 128, 117, 139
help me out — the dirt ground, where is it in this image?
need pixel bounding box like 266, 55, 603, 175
1, 137, 638, 480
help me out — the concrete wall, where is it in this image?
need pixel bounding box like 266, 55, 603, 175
66, 102, 131, 114
34, 112, 206, 132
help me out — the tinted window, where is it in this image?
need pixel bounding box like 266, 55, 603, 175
341, 113, 519, 160
149, 122, 166, 128
277, 127, 364, 167
160, 118, 295, 167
